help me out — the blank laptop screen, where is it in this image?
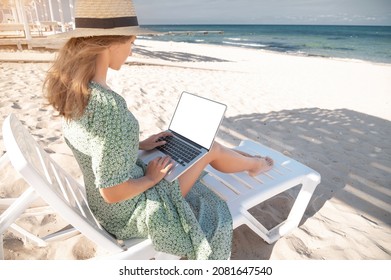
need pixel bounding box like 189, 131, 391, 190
169, 92, 227, 150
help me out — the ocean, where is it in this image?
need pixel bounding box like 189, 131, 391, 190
140, 25, 391, 64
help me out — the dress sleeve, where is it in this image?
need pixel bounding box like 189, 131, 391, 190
87, 89, 140, 189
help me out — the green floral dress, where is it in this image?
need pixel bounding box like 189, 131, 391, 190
63, 82, 232, 260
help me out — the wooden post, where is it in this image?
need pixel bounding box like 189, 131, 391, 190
15, 0, 32, 41
48, 0, 54, 22
57, 0, 65, 32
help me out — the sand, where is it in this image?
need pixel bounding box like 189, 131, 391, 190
0, 39, 390, 260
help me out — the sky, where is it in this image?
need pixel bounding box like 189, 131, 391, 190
133, 0, 391, 25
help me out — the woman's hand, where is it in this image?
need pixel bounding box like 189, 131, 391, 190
139, 131, 173, 151
100, 156, 173, 203
145, 156, 173, 184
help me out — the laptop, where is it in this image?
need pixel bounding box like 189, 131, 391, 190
139, 91, 227, 182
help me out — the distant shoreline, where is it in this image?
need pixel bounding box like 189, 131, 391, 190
1, 38, 391, 68
140, 24, 391, 64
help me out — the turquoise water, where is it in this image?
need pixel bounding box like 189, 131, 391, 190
140, 25, 391, 64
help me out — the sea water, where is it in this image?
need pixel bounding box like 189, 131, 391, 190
140, 25, 391, 64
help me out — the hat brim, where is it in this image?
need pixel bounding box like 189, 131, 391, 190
50, 26, 159, 39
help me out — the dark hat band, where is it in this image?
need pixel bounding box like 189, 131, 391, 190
75, 16, 139, 29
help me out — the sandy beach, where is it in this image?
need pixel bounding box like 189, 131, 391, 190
0, 39, 390, 260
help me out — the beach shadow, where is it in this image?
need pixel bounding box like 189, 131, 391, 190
224, 108, 391, 259
133, 46, 230, 63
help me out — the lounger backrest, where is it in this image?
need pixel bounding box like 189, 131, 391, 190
2, 114, 123, 253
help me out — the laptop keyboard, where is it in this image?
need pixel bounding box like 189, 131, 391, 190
156, 136, 202, 166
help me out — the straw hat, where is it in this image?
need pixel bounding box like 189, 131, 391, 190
53, 0, 155, 38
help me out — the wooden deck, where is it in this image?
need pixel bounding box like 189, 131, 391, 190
0, 37, 65, 50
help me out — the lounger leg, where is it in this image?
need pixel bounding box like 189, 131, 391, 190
0, 187, 39, 235
0, 234, 4, 260
0, 152, 10, 170
9, 223, 47, 247
261, 175, 319, 244
285, 173, 320, 229
238, 209, 274, 243
0, 186, 42, 259
0, 153, 10, 260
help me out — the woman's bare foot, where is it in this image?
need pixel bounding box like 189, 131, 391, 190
233, 149, 274, 176
248, 156, 274, 176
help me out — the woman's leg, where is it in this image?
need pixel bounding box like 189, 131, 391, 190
178, 142, 273, 196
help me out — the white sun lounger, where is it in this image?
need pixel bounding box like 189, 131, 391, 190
0, 113, 320, 259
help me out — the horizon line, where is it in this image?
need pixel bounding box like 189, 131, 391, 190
140, 23, 391, 27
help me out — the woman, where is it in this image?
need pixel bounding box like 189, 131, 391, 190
45, 0, 273, 259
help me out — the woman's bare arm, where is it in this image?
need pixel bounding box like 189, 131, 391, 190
100, 155, 173, 203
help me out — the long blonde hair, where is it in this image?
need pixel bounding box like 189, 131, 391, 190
44, 35, 134, 120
